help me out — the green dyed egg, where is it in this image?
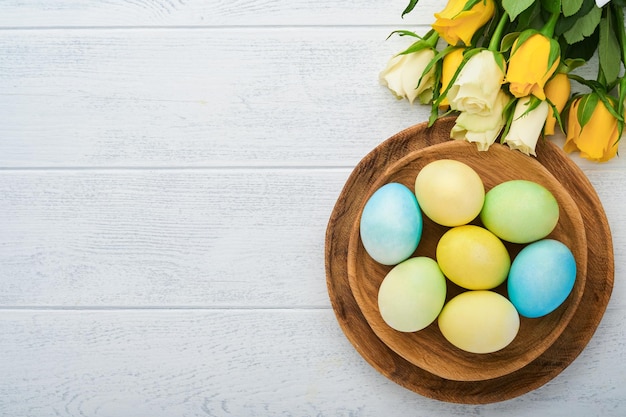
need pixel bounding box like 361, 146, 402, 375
377, 257, 447, 332
480, 180, 559, 244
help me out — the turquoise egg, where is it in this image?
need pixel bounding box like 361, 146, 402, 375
360, 183, 423, 265
507, 239, 576, 318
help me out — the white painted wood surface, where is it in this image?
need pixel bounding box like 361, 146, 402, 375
0, 1, 624, 415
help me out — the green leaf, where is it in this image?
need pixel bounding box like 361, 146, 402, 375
562, 28, 599, 61
555, 0, 596, 36
541, 0, 561, 14
501, 32, 520, 52
577, 93, 599, 130
562, 0, 584, 17
611, 4, 626, 66
558, 58, 587, 73
563, 6, 602, 44
461, 0, 483, 12
402, 0, 419, 18
515, 1, 542, 32
548, 38, 561, 72
502, 0, 535, 21
386, 30, 419, 40
546, 97, 565, 134
599, 9, 621, 86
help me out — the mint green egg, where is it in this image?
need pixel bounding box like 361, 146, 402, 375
480, 180, 559, 244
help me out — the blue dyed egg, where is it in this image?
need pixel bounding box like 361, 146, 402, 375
507, 239, 576, 318
360, 183, 423, 265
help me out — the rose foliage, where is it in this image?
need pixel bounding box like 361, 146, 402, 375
381, 0, 626, 162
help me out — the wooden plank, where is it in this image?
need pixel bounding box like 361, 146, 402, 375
0, 27, 427, 167
0, 169, 351, 307
0, 0, 441, 27
0, 309, 623, 416
0, 28, 607, 168
0, 169, 624, 309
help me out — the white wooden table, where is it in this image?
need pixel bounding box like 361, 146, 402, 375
1, 1, 624, 415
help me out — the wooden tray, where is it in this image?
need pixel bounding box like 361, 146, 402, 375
325, 117, 614, 404
346, 140, 588, 382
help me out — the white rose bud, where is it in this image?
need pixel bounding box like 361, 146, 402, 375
504, 96, 550, 156
447, 50, 505, 116
380, 49, 436, 104
451, 90, 510, 150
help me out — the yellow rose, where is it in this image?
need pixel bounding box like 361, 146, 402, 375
564, 94, 620, 162
432, 0, 496, 46
439, 48, 465, 108
447, 50, 506, 116
506, 33, 560, 100
451, 90, 511, 150
380, 49, 436, 104
543, 73, 571, 135
503, 96, 550, 156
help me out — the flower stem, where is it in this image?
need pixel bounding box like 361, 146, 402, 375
488, 11, 509, 51
540, 12, 559, 38
423, 29, 440, 48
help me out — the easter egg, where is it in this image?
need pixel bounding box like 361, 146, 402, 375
480, 180, 559, 244
438, 291, 520, 354
436, 225, 510, 290
360, 183, 423, 265
508, 239, 576, 318
414, 159, 484, 227
378, 257, 447, 332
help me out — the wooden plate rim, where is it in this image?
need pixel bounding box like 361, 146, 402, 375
324, 116, 614, 404
345, 139, 588, 382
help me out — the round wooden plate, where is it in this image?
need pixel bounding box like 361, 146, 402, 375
325, 117, 614, 404
346, 140, 588, 382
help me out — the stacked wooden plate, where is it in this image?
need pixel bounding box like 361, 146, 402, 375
325, 117, 614, 404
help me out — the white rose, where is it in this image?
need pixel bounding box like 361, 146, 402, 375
447, 50, 505, 116
380, 49, 436, 104
504, 96, 550, 156
451, 90, 510, 150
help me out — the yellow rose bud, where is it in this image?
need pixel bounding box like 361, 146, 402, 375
564, 95, 619, 162
543, 73, 571, 135
506, 33, 560, 100
432, 0, 496, 46
439, 48, 465, 108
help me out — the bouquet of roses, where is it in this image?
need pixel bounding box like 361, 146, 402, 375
380, 0, 626, 162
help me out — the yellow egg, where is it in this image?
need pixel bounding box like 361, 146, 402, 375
415, 159, 485, 227
438, 291, 520, 354
436, 225, 510, 290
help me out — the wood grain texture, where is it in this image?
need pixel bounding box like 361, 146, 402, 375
1, 167, 625, 310
0, 309, 623, 417
0, 0, 441, 27
347, 139, 588, 382
326, 118, 613, 403
0, 0, 625, 413
0, 28, 606, 168
0, 169, 346, 307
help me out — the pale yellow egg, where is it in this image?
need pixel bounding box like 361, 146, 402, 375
414, 159, 484, 227
438, 291, 520, 354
